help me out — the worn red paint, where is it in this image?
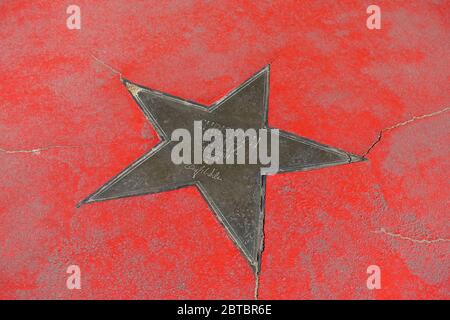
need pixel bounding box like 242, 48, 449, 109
0, 0, 448, 299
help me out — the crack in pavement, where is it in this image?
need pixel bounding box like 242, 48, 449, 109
0, 55, 144, 157
373, 228, 450, 244
91, 53, 124, 80
362, 107, 450, 157
0, 141, 138, 155
254, 272, 260, 300
0, 145, 85, 154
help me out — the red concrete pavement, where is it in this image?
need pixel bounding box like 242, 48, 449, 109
0, 0, 448, 299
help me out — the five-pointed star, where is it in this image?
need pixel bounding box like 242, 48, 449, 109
78, 66, 365, 273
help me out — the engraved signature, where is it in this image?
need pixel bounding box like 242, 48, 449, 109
184, 164, 223, 181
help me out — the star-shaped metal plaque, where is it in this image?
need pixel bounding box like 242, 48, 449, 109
78, 66, 365, 273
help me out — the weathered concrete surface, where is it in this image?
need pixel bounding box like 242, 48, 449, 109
0, 1, 448, 299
